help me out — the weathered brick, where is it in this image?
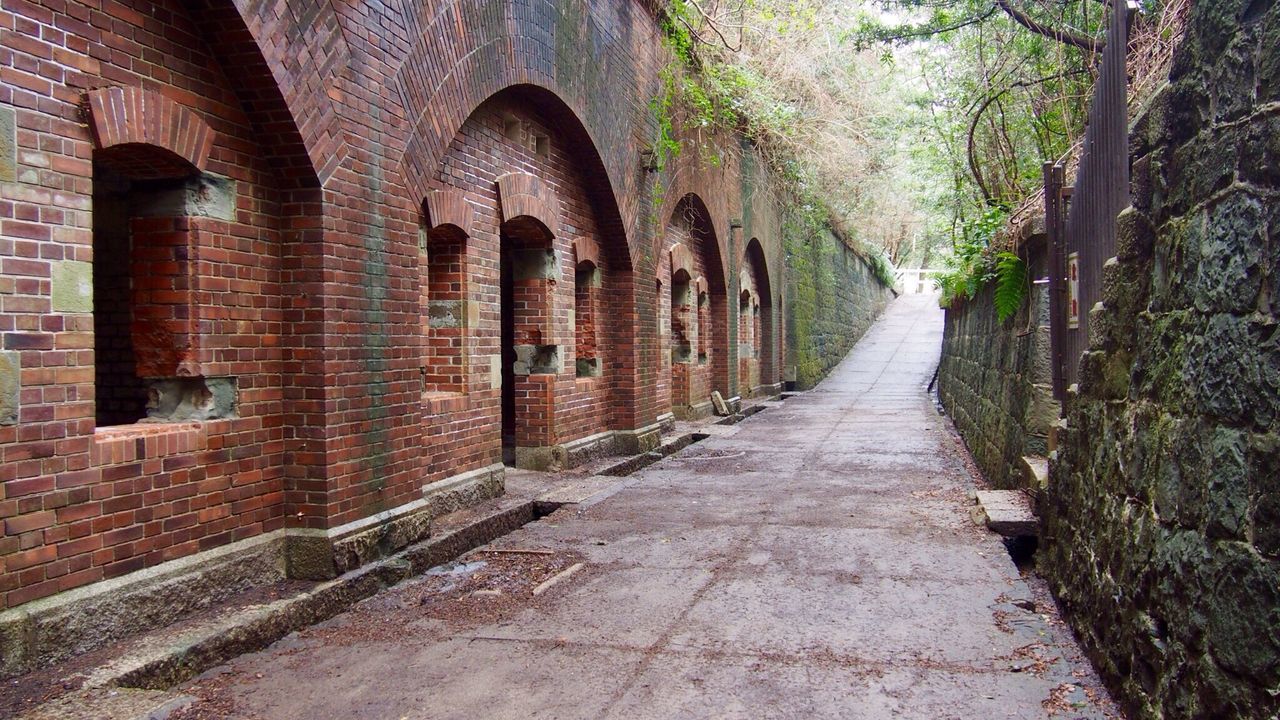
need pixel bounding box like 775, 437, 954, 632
0, 0, 891, 615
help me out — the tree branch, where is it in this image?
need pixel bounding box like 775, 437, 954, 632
994, 0, 1105, 52
860, 7, 998, 46
965, 69, 1091, 204
683, 0, 742, 52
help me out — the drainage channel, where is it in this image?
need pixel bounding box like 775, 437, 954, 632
598, 431, 710, 477
1002, 535, 1039, 571
110, 499, 565, 691
110, 401, 782, 690
597, 400, 774, 477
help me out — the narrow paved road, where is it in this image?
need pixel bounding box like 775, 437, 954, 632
175, 295, 1115, 719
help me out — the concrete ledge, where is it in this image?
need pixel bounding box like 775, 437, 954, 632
90, 498, 546, 691
420, 464, 506, 518
616, 419, 665, 454
973, 490, 1038, 538
759, 382, 783, 398
599, 431, 705, 477
288, 464, 506, 578
673, 400, 714, 421
514, 445, 569, 472
515, 421, 675, 471
2, 465, 507, 679
1020, 455, 1049, 490
559, 430, 621, 468
0, 531, 287, 679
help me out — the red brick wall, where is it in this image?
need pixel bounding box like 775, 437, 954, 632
422, 231, 466, 395
663, 196, 729, 415
0, 0, 809, 611
0, 0, 290, 608
423, 96, 630, 459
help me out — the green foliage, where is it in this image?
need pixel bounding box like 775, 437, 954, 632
848, 0, 1112, 266
647, 0, 1183, 273
932, 209, 1027, 322
993, 251, 1027, 322
649, 0, 894, 248
867, 251, 896, 288
649, 65, 683, 173
933, 206, 1006, 308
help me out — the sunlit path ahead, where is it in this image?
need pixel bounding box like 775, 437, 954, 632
173, 295, 1115, 720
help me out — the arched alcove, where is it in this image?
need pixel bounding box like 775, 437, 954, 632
426, 85, 637, 471
664, 194, 728, 419
742, 238, 776, 394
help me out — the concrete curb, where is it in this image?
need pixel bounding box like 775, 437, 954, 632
95, 500, 546, 691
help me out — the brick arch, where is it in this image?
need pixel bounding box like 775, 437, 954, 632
669, 243, 695, 279
742, 237, 777, 392
742, 237, 774, 302
497, 172, 559, 239
664, 193, 730, 413
424, 189, 475, 238
659, 180, 732, 293
85, 87, 215, 177
394, 2, 639, 269
669, 193, 726, 294
573, 237, 601, 268
425, 81, 640, 464
192, 0, 343, 187
400, 81, 634, 268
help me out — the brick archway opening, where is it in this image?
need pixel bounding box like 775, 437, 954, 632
743, 238, 775, 394
499, 216, 556, 465
666, 194, 727, 418
92, 145, 206, 427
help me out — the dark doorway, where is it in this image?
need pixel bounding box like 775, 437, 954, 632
500, 240, 516, 466
92, 164, 147, 426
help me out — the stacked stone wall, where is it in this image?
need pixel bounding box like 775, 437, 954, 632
1038, 3, 1280, 717
938, 236, 1055, 490
785, 226, 893, 390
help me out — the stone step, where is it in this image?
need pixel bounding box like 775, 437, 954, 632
974, 490, 1038, 538
1021, 455, 1049, 490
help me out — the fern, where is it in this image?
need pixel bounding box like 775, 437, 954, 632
994, 251, 1028, 323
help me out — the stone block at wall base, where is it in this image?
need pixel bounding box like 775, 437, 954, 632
756, 382, 783, 398
514, 445, 569, 472
617, 420, 665, 454
0, 531, 288, 679
518, 422, 675, 470
0, 464, 507, 679
560, 430, 621, 468
655, 413, 677, 434
673, 400, 714, 421
289, 463, 507, 578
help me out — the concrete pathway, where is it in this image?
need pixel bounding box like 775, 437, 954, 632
170, 294, 1118, 720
